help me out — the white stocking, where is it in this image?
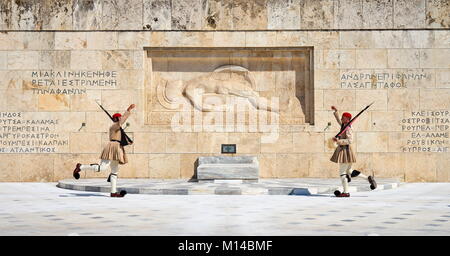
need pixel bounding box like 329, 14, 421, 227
80, 160, 111, 172
339, 163, 351, 193
356, 172, 368, 179
109, 160, 119, 193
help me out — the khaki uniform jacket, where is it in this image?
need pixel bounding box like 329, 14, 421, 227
330, 111, 357, 163
100, 110, 131, 165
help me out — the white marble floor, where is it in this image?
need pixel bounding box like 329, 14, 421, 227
0, 182, 448, 236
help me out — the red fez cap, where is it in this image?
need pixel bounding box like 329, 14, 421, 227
112, 113, 122, 119
342, 112, 352, 119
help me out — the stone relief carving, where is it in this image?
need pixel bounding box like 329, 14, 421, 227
156, 64, 303, 118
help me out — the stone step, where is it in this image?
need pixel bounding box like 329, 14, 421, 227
57, 178, 402, 195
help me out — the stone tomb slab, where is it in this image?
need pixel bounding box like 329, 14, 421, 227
197, 156, 259, 182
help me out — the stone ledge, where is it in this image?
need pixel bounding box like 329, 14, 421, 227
57, 178, 401, 195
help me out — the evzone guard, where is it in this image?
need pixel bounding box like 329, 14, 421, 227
72, 103, 136, 197
330, 105, 377, 197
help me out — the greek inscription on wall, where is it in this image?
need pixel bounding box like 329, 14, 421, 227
0, 112, 68, 153
340, 71, 431, 89
30, 70, 118, 95
401, 111, 450, 153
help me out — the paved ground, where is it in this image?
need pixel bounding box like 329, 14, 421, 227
0, 182, 449, 236
57, 178, 401, 195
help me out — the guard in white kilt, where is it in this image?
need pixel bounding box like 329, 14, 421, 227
72, 104, 136, 197
330, 105, 377, 197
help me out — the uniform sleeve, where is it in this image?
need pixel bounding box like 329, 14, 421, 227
333, 111, 342, 125
119, 110, 131, 126
337, 128, 353, 146
111, 122, 120, 131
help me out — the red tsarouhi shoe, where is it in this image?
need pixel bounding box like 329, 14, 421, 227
334, 190, 350, 197
110, 190, 127, 198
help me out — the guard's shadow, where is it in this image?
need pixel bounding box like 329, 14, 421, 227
290, 194, 370, 198
289, 193, 330, 197
59, 193, 108, 198
288, 188, 327, 196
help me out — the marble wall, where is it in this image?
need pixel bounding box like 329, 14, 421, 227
0, 0, 449, 182
0, 0, 448, 30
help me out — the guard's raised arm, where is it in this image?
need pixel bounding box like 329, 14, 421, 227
119, 104, 136, 126
331, 106, 341, 125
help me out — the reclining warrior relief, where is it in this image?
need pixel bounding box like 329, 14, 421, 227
156, 65, 281, 112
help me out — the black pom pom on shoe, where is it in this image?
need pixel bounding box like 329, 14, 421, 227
368, 176, 377, 190
73, 163, 81, 180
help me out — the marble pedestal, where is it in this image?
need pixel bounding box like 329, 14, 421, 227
197, 156, 259, 182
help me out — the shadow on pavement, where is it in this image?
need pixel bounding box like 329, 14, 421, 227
290, 194, 370, 198
289, 193, 330, 197
59, 193, 108, 197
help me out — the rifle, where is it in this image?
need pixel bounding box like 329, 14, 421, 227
95, 101, 133, 147
335, 102, 374, 138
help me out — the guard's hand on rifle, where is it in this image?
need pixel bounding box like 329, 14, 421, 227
332, 137, 338, 142
331, 106, 337, 112
127, 104, 136, 112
